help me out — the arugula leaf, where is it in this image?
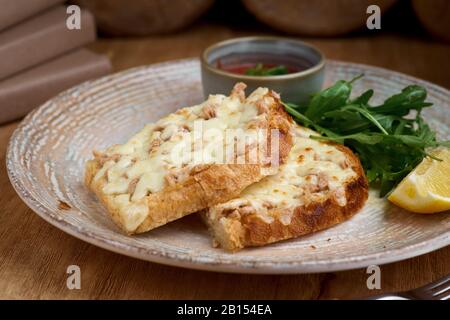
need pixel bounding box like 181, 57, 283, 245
312, 133, 385, 145
283, 76, 448, 197
350, 89, 374, 105
341, 105, 389, 135
283, 102, 339, 138
374, 85, 433, 116
304, 80, 352, 121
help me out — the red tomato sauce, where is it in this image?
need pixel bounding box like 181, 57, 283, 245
218, 62, 301, 75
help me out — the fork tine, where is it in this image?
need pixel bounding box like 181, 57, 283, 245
432, 284, 450, 297
437, 292, 450, 300
420, 275, 450, 291
410, 275, 450, 300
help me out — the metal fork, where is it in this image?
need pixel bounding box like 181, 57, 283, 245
365, 274, 450, 300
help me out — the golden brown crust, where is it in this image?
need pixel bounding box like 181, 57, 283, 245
85, 87, 293, 234
203, 143, 369, 251
135, 164, 264, 233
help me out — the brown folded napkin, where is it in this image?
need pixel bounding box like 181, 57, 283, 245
0, 49, 112, 124
0, 0, 65, 31
0, 5, 96, 81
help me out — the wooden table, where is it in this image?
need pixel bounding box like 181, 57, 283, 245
1, 23, 449, 299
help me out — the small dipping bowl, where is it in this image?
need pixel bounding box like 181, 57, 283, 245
201, 36, 325, 104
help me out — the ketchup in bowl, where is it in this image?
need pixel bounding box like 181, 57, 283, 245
202, 37, 325, 103
218, 62, 303, 76
215, 54, 313, 77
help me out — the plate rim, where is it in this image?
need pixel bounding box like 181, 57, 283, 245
6, 58, 450, 274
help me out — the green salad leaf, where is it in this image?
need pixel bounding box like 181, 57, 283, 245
245, 63, 289, 76
283, 76, 449, 197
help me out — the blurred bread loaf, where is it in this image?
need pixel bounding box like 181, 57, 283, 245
242, 0, 397, 36
413, 0, 450, 42
73, 0, 214, 36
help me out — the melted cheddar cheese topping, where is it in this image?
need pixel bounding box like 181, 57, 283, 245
209, 125, 358, 225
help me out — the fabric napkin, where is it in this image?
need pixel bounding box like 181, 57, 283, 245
0, 49, 112, 124
0, 5, 96, 81
0, 0, 65, 31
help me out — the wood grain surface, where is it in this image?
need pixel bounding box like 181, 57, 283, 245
0, 20, 449, 299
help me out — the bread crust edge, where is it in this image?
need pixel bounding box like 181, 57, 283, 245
85, 92, 293, 234
203, 143, 369, 251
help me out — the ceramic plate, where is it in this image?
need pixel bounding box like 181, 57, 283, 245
7, 59, 450, 274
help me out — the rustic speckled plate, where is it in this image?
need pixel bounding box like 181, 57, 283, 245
7, 59, 450, 274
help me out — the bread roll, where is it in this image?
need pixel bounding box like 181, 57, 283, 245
73, 0, 214, 36
413, 0, 450, 42
242, 0, 397, 36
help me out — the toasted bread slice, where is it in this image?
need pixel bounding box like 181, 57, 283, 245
203, 124, 368, 251
85, 83, 292, 234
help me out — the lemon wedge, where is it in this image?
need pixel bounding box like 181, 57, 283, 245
388, 148, 450, 213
